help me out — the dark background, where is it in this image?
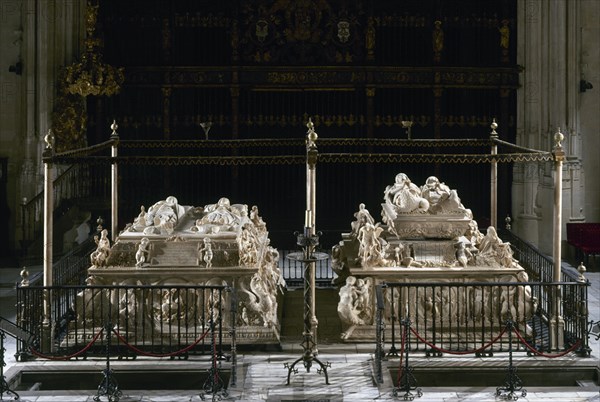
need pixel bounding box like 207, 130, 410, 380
86, 0, 518, 250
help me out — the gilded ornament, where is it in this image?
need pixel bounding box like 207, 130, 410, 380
337, 20, 350, 43
64, 3, 124, 97
432, 20, 444, 63
499, 20, 510, 49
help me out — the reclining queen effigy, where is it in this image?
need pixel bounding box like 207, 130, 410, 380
332, 173, 537, 341
73, 195, 284, 346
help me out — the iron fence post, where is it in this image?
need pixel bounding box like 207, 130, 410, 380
496, 319, 527, 400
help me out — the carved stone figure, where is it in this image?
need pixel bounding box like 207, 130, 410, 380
90, 229, 110, 267
239, 274, 276, 328
421, 176, 472, 218
250, 205, 266, 232
135, 237, 150, 268
476, 226, 516, 267
515, 271, 537, 335
357, 222, 388, 267
396, 241, 422, 268
199, 237, 213, 268
465, 219, 484, 252
128, 205, 147, 232
202, 197, 241, 227
384, 173, 429, 213
331, 240, 350, 286
144, 196, 185, 234
454, 240, 473, 268
338, 276, 365, 339
350, 203, 375, 237
238, 222, 259, 267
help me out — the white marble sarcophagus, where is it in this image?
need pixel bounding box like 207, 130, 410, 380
72, 196, 284, 346
332, 174, 537, 342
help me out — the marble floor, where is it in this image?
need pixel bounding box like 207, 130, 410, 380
1, 264, 598, 402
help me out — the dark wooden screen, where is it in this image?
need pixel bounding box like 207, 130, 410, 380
87, 0, 518, 249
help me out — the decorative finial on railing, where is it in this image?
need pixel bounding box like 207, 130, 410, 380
505, 215, 512, 230
44, 129, 55, 150
490, 118, 498, 138
110, 120, 119, 139
577, 262, 587, 282
554, 127, 564, 149
306, 117, 318, 148
20, 267, 29, 287
96, 216, 104, 232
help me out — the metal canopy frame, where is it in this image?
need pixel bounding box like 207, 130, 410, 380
40, 119, 566, 351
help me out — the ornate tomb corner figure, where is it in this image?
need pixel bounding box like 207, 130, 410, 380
338, 276, 373, 340
90, 229, 110, 267
135, 237, 150, 268
350, 203, 375, 238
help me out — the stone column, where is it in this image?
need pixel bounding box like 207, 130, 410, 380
514, 0, 590, 254
18, 0, 85, 248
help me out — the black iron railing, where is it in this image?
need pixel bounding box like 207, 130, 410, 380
15, 284, 233, 362
375, 280, 589, 360
279, 249, 334, 287
23, 235, 98, 288
20, 163, 111, 255
498, 228, 590, 350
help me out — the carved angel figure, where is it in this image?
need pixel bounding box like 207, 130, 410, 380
350, 203, 375, 237
135, 237, 150, 268
357, 222, 387, 266
199, 237, 213, 268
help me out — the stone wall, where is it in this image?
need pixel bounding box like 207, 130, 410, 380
514, 0, 600, 257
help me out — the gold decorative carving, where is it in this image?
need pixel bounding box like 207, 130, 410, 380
499, 19, 510, 49
173, 12, 230, 28
266, 71, 338, 84
231, 20, 239, 61
499, 19, 510, 63
366, 16, 375, 60
51, 71, 88, 152
64, 2, 124, 97
162, 17, 171, 62
432, 20, 444, 63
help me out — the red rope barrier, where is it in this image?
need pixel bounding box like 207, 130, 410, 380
512, 327, 582, 358
112, 327, 211, 358
396, 324, 407, 386
410, 326, 507, 355
30, 327, 104, 361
